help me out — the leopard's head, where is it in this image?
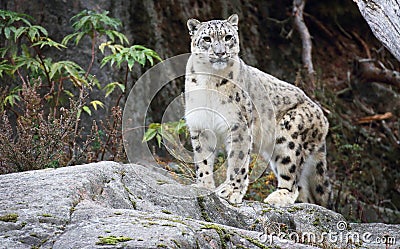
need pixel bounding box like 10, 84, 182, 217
187, 14, 239, 70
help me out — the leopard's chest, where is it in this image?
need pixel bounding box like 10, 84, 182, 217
184, 73, 246, 133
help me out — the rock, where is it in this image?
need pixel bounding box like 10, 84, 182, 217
0, 161, 398, 248
355, 0, 400, 62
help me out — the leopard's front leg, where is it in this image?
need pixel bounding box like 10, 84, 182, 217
190, 129, 217, 189
216, 122, 252, 204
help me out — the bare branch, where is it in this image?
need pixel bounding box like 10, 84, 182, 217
356, 112, 393, 124
293, 0, 315, 76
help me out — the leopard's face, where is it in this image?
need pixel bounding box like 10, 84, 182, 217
187, 14, 239, 70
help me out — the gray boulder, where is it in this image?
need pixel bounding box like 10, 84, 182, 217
0, 162, 398, 248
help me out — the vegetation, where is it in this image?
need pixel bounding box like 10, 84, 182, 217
96, 235, 132, 245
0, 9, 160, 173
0, 213, 18, 222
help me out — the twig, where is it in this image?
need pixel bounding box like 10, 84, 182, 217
353, 97, 374, 115
9, 57, 27, 85
335, 87, 352, 96
100, 106, 122, 161
54, 80, 63, 118
29, 39, 52, 85
266, 17, 292, 39
303, 12, 333, 37
67, 87, 86, 166
114, 64, 129, 108
351, 31, 371, 59
303, 12, 345, 54
356, 112, 393, 124
84, 29, 97, 79
381, 120, 400, 146
335, 17, 352, 39
266, 16, 291, 25
304, 12, 347, 54
292, 0, 315, 78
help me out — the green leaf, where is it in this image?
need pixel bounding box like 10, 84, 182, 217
100, 55, 112, 68
90, 100, 104, 110
49, 62, 61, 80
74, 32, 86, 46
146, 55, 154, 66
104, 30, 115, 42
103, 82, 115, 97
3, 94, 20, 107
33, 25, 48, 36
127, 58, 135, 70
65, 9, 126, 48
159, 128, 175, 145
14, 27, 27, 41
99, 41, 112, 54
148, 123, 161, 130
4, 27, 11, 39
175, 119, 187, 133
27, 26, 40, 41
100, 44, 161, 70
156, 134, 162, 147
32, 37, 66, 50
103, 82, 125, 97
142, 128, 157, 142
114, 31, 129, 44
61, 33, 78, 46
0, 60, 15, 77
116, 82, 125, 92
49, 60, 84, 81
63, 89, 74, 97
0, 48, 9, 58
82, 106, 91, 116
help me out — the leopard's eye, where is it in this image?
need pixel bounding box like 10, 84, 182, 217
224, 35, 233, 42
203, 36, 212, 43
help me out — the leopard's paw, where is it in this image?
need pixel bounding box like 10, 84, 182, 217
264, 189, 299, 207
216, 183, 244, 204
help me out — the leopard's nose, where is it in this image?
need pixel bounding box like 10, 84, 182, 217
214, 43, 226, 58
215, 52, 226, 58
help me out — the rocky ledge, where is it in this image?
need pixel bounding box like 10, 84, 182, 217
0, 161, 398, 248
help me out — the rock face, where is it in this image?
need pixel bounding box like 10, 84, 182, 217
355, 0, 400, 62
0, 162, 398, 248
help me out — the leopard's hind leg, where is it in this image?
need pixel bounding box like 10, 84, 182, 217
297, 143, 331, 207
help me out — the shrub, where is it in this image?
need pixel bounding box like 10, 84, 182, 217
0, 9, 161, 173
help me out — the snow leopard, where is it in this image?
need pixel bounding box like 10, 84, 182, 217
184, 14, 330, 207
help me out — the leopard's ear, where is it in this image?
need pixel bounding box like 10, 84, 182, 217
227, 14, 239, 28
187, 18, 201, 36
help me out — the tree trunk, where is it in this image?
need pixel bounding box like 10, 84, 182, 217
354, 0, 400, 62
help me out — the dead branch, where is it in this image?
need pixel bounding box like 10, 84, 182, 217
356, 112, 393, 124
303, 12, 333, 38
351, 31, 371, 59
354, 59, 400, 88
381, 120, 400, 146
293, 0, 315, 77
304, 13, 347, 55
